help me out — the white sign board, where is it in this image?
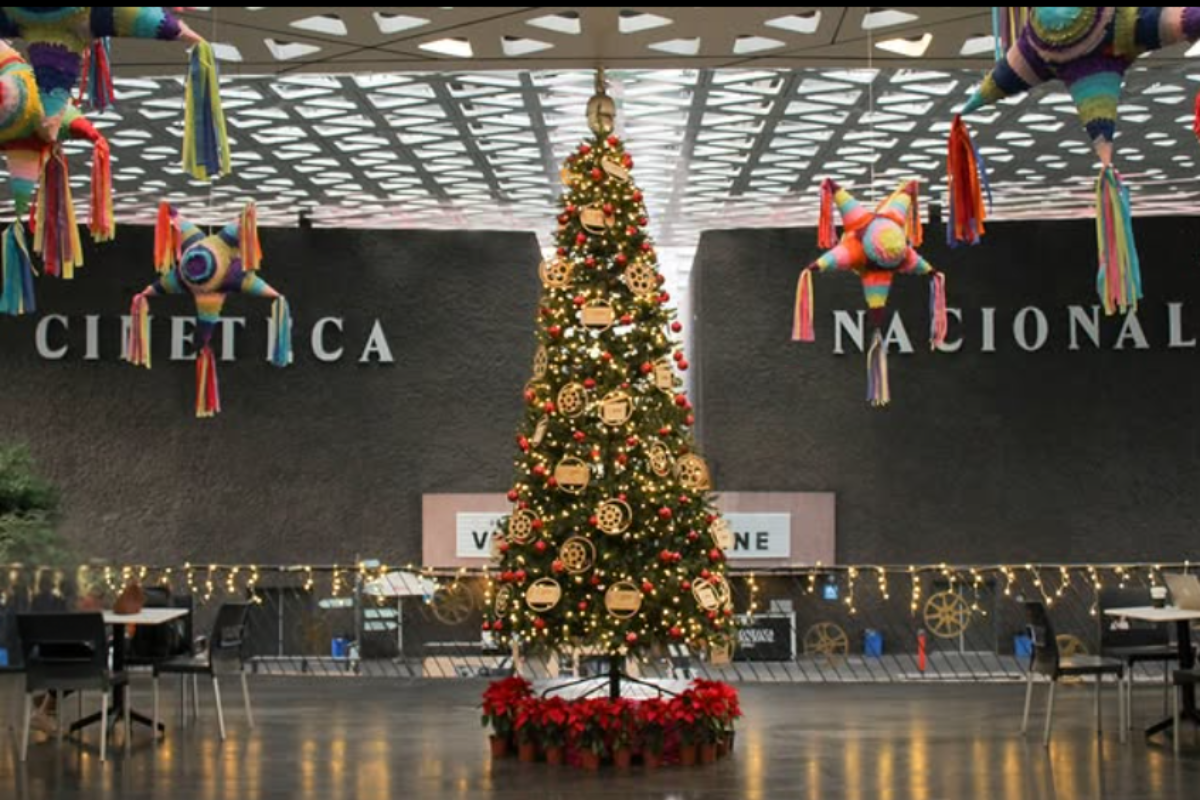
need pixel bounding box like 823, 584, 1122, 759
456, 512, 505, 558
723, 513, 791, 560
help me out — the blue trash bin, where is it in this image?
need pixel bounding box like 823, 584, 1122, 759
331, 637, 349, 659
864, 629, 883, 658
1014, 634, 1033, 660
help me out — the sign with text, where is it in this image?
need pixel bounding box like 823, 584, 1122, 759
723, 513, 790, 559
424, 492, 835, 569
456, 512, 505, 558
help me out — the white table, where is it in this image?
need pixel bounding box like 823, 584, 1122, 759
1104, 606, 1200, 737
70, 607, 191, 737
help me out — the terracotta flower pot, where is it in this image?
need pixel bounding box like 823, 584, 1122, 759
613, 747, 633, 769
489, 735, 510, 759
699, 742, 717, 765
580, 750, 601, 771
544, 745, 565, 766
716, 738, 729, 759
679, 744, 698, 766
518, 742, 538, 763
643, 750, 663, 770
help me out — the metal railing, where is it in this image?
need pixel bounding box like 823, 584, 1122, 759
1, 562, 1195, 683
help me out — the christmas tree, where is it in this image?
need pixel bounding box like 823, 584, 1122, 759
484, 74, 735, 663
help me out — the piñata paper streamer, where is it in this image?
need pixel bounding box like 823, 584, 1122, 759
1095, 166, 1142, 315
89, 137, 114, 242
946, 115, 990, 247
182, 41, 231, 181
792, 267, 814, 342
0, 223, 36, 316
195, 346, 221, 418
33, 147, 83, 279
81, 37, 116, 111
866, 330, 890, 408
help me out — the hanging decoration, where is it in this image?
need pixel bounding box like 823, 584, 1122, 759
951, 7, 1200, 314
124, 201, 292, 418
793, 179, 947, 407
0, 7, 232, 316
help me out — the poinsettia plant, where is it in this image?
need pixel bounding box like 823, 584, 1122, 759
481, 675, 532, 739
637, 697, 672, 755
532, 695, 572, 748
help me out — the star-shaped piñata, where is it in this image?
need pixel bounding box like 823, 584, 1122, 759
793, 179, 947, 407
125, 202, 293, 418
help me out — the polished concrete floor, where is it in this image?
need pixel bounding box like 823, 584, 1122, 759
2, 676, 1199, 799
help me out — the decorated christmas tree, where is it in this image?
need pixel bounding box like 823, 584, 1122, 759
484, 73, 735, 665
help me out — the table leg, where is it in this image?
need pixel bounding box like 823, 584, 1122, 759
1145, 620, 1200, 737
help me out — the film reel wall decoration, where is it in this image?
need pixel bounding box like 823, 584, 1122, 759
595, 498, 632, 535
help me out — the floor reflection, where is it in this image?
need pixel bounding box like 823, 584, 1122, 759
2, 679, 1200, 799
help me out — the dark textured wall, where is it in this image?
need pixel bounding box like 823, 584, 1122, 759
0, 228, 540, 565
693, 217, 1200, 565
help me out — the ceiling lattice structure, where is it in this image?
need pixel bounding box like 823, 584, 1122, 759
24, 62, 1200, 249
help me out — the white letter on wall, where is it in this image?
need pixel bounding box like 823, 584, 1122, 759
833, 310, 864, 355
359, 320, 395, 364
981, 307, 997, 353
219, 318, 246, 362
170, 317, 196, 361
1067, 305, 1101, 351
312, 317, 345, 363
36, 315, 69, 360
935, 308, 963, 353
1114, 311, 1150, 350
1168, 302, 1196, 349
884, 314, 914, 354
1013, 307, 1048, 352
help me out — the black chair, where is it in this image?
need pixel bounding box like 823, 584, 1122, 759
1174, 668, 1200, 754
152, 603, 253, 741
1021, 601, 1126, 746
16, 612, 129, 762
1098, 587, 1176, 727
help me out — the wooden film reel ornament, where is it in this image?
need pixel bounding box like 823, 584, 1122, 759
539, 257, 572, 289
647, 439, 674, 477
692, 574, 731, 612
493, 584, 513, 615
508, 509, 538, 544
557, 383, 589, 419
653, 360, 675, 392
595, 498, 633, 535
559, 537, 596, 574
709, 635, 734, 666
580, 299, 615, 332
676, 454, 712, 491
623, 261, 659, 298
554, 457, 591, 494
601, 156, 630, 183
605, 581, 643, 619
599, 390, 634, 427
525, 578, 563, 612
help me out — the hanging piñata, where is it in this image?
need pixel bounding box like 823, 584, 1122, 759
124, 202, 292, 418
793, 179, 947, 407
951, 7, 1200, 314
0, 7, 232, 316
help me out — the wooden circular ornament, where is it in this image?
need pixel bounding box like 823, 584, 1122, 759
559, 536, 596, 573
494, 584, 513, 615
539, 258, 573, 289
579, 299, 615, 332
525, 578, 562, 612
508, 509, 537, 544
601, 156, 630, 183
692, 575, 730, 612
647, 440, 674, 477
653, 359, 675, 392
554, 457, 591, 494
595, 498, 633, 535
623, 261, 658, 297
531, 416, 549, 448
604, 581, 643, 619
557, 383, 590, 418
587, 92, 616, 135
532, 346, 549, 380
598, 390, 634, 427
676, 454, 712, 491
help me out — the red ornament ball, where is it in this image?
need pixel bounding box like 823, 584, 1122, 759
552, 559, 565, 573
673, 351, 684, 362
626, 435, 639, 447
531, 518, 544, 530
626, 632, 639, 644
575, 232, 587, 245
623, 154, 634, 168
534, 540, 547, 554
590, 575, 601, 587
708, 611, 718, 621
709, 548, 723, 562
616, 454, 628, 465
557, 214, 569, 225
660, 292, 671, 303
626, 226, 638, 237
671, 321, 683, 333
615, 253, 628, 267
533, 617, 546, 630
632, 191, 643, 203
603, 203, 614, 216
675, 394, 688, 407
573, 295, 586, 306
532, 464, 547, 476
640, 362, 653, 375
507, 489, 519, 501
585, 256, 596, 268
589, 515, 600, 527
524, 389, 536, 404
543, 401, 556, 414
518, 436, 530, 452
681, 581, 692, 591
607, 135, 620, 147
578, 601, 588, 611
642, 581, 654, 593
685, 414, 695, 426
574, 430, 587, 442
670, 626, 683, 639
515, 570, 527, 583
583, 378, 596, 389
591, 167, 603, 182
687, 531, 700, 542
701, 569, 711, 580
620, 314, 633, 325
579, 144, 591, 155
498, 542, 510, 554
642, 243, 653, 253
492, 620, 503, 631
638, 216, 648, 227
679, 360, 689, 371
659, 426, 672, 436
548, 325, 562, 338
565, 204, 576, 214
547, 477, 558, 488
482, 621, 491, 631
556, 247, 567, 257
660, 550, 673, 563
658, 507, 673, 520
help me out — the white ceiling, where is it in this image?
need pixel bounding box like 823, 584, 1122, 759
7, 7, 1200, 249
